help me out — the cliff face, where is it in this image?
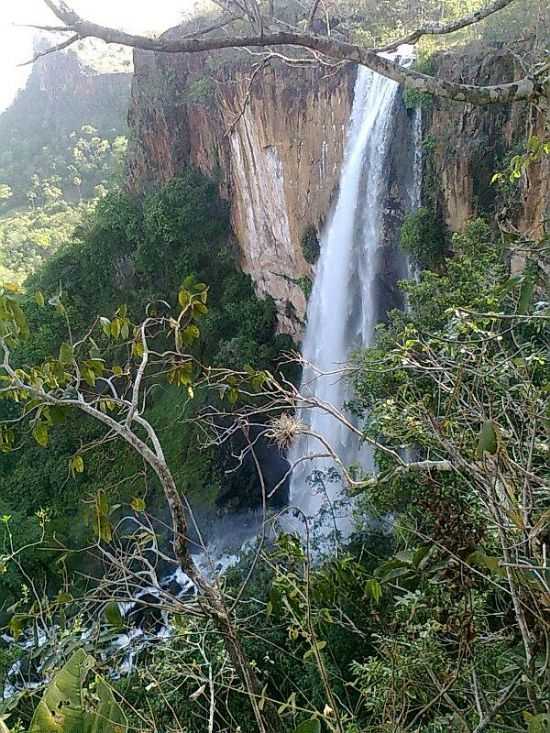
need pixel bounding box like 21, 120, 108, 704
127, 42, 548, 333
425, 46, 549, 243
128, 47, 355, 335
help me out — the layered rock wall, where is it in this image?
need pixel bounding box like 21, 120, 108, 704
128, 47, 355, 335
425, 46, 549, 241
127, 41, 549, 333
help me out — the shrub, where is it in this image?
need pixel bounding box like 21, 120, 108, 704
301, 225, 320, 264
400, 207, 446, 268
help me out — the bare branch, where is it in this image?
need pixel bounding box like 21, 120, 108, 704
472, 672, 523, 733
19, 33, 81, 67
307, 0, 322, 30
37, 0, 544, 105
42, 0, 81, 25
376, 0, 520, 52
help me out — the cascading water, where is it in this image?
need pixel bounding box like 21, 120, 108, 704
287, 52, 417, 537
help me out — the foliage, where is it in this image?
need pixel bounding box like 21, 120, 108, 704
0, 201, 96, 283
27, 649, 126, 733
301, 226, 320, 265
350, 219, 549, 730
0, 49, 129, 214
403, 87, 432, 111
0, 171, 290, 614
399, 206, 447, 269
185, 76, 217, 105
1, 5, 549, 731
492, 134, 550, 185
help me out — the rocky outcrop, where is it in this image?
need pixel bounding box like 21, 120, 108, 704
128, 44, 355, 335
425, 45, 549, 242
0, 49, 131, 209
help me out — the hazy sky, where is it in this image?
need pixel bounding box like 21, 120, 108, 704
0, 0, 194, 111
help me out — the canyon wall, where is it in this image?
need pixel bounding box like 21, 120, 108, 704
425, 45, 549, 242
127, 39, 549, 333
128, 46, 355, 335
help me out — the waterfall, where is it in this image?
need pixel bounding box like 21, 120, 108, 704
287, 54, 417, 538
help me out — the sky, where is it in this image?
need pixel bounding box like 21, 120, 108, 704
0, 0, 195, 111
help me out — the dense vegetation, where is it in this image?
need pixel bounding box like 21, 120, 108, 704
2, 202, 547, 732
0, 170, 291, 615
0, 50, 129, 212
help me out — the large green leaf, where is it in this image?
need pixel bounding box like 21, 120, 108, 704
476, 420, 498, 458
29, 649, 127, 733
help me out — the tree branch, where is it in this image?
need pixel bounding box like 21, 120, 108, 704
36, 1, 545, 105
376, 0, 520, 52
307, 0, 322, 30
19, 33, 81, 67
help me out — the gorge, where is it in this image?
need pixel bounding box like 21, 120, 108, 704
0, 3, 549, 729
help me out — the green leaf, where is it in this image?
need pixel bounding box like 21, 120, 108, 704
8, 614, 25, 640
178, 288, 191, 308
95, 490, 113, 543
467, 551, 506, 577
9, 300, 29, 338
29, 648, 127, 733
82, 368, 96, 387
181, 324, 200, 346
365, 578, 382, 603
303, 640, 327, 660
70, 455, 84, 475
476, 420, 498, 457
394, 550, 415, 565
227, 387, 239, 405
294, 720, 321, 733
100, 317, 112, 337
192, 302, 208, 316
104, 601, 125, 629
96, 515, 112, 543
517, 275, 535, 315
56, 592, 73, 605
32, 422, 49, 448
35, 291, 45, 307
59, 342, 74, 365
110, 318, 121, 339
130, 497, 145, 512
413, 545, 431, 568
527, 714, 550, 733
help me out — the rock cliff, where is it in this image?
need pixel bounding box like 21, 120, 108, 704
128, 46, 355, 335
127, 40, 548, 333
424, 45, 549, 242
